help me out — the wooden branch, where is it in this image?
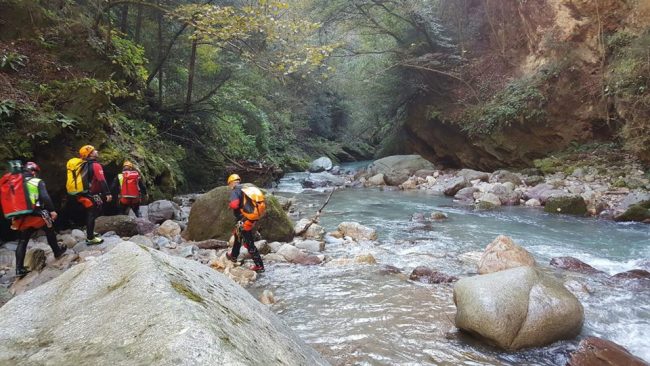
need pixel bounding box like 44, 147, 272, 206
295, 189, 336, 237
195, 239, 229, 250
398, 62, 482, 103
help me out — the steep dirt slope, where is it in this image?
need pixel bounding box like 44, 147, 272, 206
399, 0, 649, 170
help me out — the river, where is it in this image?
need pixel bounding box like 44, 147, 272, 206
249, 170, 650, 365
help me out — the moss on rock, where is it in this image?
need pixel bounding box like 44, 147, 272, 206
544, 195, 587, 216
615, 201, 650, 223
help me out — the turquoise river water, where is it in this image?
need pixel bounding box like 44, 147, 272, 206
249, 171, 649, 365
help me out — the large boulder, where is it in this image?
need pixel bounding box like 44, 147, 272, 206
0, 242, 328, 365
367, 155, 436, 186
478, 235, 536, 274
455, 187, 480, 203
618, 191, 650, 211
303, 172, 345, 188
443, 177, 470, 196
94, 215, 138, 237
186, 186, 294, 243
544, 195, 588, 216
365, 173, 386, 186
524, 183, 565, 204
294, 219, 325, 240
337, 222, 378, 241
135, 217, 155, 235
309, 156, 333, 173
458, 169, 489, 182
567, 337, 649, 366
489, 170, 522, 186
157, 220, 182, 238
614, 200, 650, 223
453, 266, 584, 350
147, 200, 182, 224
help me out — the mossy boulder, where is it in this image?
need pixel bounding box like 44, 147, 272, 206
186, 185, 294, 242
95, 215, 138, 237
544, 195, 587, 216
615, 200, 650, 223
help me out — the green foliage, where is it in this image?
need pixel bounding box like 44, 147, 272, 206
175, 1, 337, 78
55, 113, 77, 129
533, 157, 561, 174
109, 36, 149, 83
606, 30, 635, 53
0, 51, 27, 72
0, 100, 17, 121
606, 30, 650, 161
461, 75, 547, 136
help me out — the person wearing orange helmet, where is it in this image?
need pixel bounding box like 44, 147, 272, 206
225, 173, 265, 272
11, 162, 67, 277
77, 145, 112, 245
111, 160, 147, 217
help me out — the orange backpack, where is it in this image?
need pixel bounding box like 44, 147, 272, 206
240, 186, 266, 221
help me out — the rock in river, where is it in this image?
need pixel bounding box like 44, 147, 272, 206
477, 235, 536, 274
567, 336, 649, 366
453, 266, 583, 350
0, 242, 328, 365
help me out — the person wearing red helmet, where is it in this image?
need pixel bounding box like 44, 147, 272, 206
12, 162, 67, 278
76, 145, 112, 245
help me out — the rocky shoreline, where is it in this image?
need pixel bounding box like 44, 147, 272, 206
298, 154, 649, 223
341, 155, 649, 223
0, 154, 648, 364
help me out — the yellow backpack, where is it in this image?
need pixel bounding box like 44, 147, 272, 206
66, 158, 90, 195
240, 186, 266, 221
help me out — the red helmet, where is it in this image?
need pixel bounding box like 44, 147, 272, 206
25, 161, 40, 173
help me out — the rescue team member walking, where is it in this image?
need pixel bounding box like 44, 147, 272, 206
0, 162, 66, 277
67, 145, 112, 245
225, 174, 266, 273
111, 161, 146, 217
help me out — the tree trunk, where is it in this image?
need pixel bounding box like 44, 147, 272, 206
157, 0, 163, 106
134, 4, 143, 43
105, 4, 112, 54
186, 38, 198, 112
120, 4, 129, 34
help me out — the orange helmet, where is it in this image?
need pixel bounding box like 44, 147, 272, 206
123, 160, 134, 169
79, 145, 95, 158
227, 174, 241, 184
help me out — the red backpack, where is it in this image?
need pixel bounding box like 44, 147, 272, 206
0, 172, 33, 219
120, 171, 141, 198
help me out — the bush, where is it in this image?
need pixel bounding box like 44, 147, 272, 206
0, 51, 27, 72
606, 30, 650, 161
461, 75, 547, 136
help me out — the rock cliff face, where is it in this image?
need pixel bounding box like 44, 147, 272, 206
397, 0, 650, 169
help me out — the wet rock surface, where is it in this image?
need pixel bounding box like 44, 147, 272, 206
0, 242, 329, 365
550, 257, 605, 275
454, 266, 584, 350
567, 337, 649, 366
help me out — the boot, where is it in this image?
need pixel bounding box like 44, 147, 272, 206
249, 264, 265, 273
15, 267, 31, 278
